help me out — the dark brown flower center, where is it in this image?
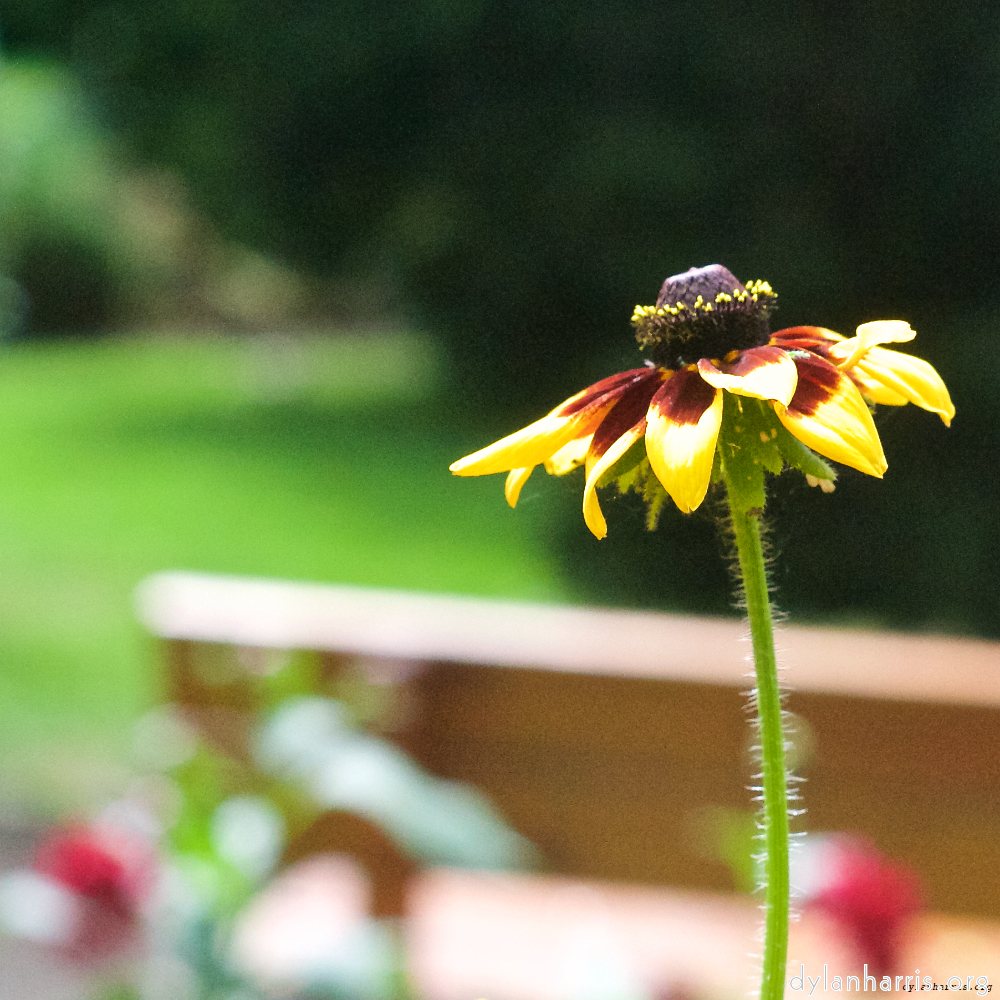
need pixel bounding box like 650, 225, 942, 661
631, 264, 777, 369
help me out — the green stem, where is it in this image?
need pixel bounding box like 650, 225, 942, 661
724, 480, 789, 1000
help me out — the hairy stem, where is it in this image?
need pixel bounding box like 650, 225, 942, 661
724, 483, 789, 1000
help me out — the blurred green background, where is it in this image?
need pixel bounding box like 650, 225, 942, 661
0, 2, 996, 800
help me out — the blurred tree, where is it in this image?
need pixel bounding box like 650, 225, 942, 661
1, 1, 997, 633
0, 59, 120, 335
4, 0, 1000, 392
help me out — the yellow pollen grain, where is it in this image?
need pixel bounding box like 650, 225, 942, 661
759, 431, 770, 442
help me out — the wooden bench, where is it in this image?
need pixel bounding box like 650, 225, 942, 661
137, 571, 1000, 921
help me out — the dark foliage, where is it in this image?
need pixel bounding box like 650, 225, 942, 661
3, 1, 998, 632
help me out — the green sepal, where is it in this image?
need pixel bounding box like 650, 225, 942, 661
596, 436, 646, 488
716, 394, 838, 514
641, 467, 670, 530
710, 440, 723, 483
717, 394, 785, 515
606, 448, 671, 530
773, 421, 837, 483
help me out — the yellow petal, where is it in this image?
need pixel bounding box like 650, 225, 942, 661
584, 370, 669, 478
450, 369, 650, 476
774, 354, 886, 477
850, 375, 910, 407
697, 346, 798, 407
831, 320, 916, 372
504, 467, 534, 507
853, 347, 955, 426
645, 369, 723, 514
449, 402, 609, 476
581, 422, 646, 539
544, 434, 592, 475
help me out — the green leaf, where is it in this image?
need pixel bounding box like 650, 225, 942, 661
644, 477, 669, 529
715, 394, 838, 513
606, 450, 671, 530
717, 394, 784, 514
597, 436, 647, 487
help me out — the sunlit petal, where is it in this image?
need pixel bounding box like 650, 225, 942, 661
853, 347, 955, 426
645, 368, 723, 513
697, 346, 798, 406
544, 435, 592, 475
851, 377, 910, 407
449, 369, 652, 476
449, 411, 591, 476
504, 467, 534, 507
856, 320, 917, 345
831, 320, 916, 372
774, 354, 887, 477
582, 421, 646, 540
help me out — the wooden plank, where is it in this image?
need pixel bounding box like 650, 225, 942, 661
141, 572, 1000, 918
406, 869, 1000, 998
395, 663, 1000, 917
138, 571, 1000, 706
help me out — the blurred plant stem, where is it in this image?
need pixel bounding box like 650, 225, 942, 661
724, 477, 789, 1000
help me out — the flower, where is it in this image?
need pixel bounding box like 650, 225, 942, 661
450, 265, 953, 537
0, 813, 158, 964
795, 834, 923, 975
33, 828, 138, 917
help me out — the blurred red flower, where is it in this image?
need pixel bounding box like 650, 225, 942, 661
801, 834, 923, 976
29, 824, 154, 962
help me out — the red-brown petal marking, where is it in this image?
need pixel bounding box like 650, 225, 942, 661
769, 326, 842, 359
650, 365, 718, 425
716, 344, 785, 376
557, 368, 653, 417
589, 368, 665, 459
786, 352, 842, 416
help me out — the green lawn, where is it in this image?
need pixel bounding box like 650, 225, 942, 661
0, 331, 569, 808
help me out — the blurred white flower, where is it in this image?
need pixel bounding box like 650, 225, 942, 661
0, 869, 78, 945
229, 854, 394, 998
256, 696, 537, 870
210, 795, 286, 881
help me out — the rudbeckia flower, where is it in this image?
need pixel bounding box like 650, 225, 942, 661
450, 265, 954, 538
